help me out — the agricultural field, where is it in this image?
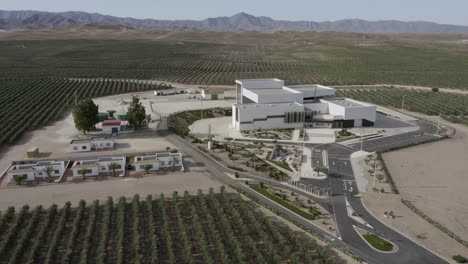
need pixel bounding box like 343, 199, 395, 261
1, 39, 468, 88
2, 34, 468, 145
0, 78, 168, 145
336, 88, 468, 125
0, 188, 336, 264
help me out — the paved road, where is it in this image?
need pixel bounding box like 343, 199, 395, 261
164, 119, 448, 264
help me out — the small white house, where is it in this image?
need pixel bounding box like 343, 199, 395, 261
102, 120, 122, 133
72, 156, 125, 177
7, 160, 66, 182
70, 137, 115, 152
134, 152, 183, 172
201, 89, 224, 100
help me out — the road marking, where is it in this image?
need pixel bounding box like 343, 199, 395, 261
322, 150, 328, 168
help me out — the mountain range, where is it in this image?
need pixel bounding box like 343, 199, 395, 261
1, 10, 468, 34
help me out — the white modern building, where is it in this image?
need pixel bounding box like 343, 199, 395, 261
71, 156, 126, 177
69, 137, 115, 152
134, 152, 183, 173
7, 160, 66, 182
232, 79, 376, 131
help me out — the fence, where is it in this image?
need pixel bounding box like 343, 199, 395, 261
287, 180, 329, 198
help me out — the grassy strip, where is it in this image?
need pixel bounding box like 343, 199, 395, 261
402, 200, 468, 248
376, 153, 399, 194
249, 184, 316, 220
227, 165, 246, 172
270, 160, 292, 171
362, 233, 394, 252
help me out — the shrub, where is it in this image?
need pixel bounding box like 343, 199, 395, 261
453, 255, 467, 263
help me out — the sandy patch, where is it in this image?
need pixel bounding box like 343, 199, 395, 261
362, 192, 466, 262
382, 121, 468, 242
0, 171, 222, 210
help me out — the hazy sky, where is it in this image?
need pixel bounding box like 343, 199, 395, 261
4, 0, 468, 26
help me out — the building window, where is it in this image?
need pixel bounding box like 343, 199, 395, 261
38, 172, 42, 176
82, 146, 87, 150
106, 143, 111, 147
73, 146, 78, 150
160, 161, 165, 166
101, 167, 106, 171
54, 170, 59, 174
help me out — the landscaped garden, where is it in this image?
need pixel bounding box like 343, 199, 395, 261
362, 232, 394, 252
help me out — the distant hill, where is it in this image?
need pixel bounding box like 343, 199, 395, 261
1, 10, 468, 34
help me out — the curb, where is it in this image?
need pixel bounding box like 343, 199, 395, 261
360, 196, 452, 264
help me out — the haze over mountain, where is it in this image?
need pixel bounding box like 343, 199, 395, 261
2, 10, 468, 34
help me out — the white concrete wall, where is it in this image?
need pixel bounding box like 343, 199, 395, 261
96, 159, 125, 174
236, 103, 304, 131
343, 106, 376, 123
72, 167, 99, 177
256, 91, 303, 104
70, 142, 91, 152
8, 171, 36, 182
135, 162, 160, 172
241, 88, 259, 103
238, 79, 284, 89
102, 125, 120, 133
91, 139, 114, 149
304, 102, 329, 114
327, 102, 346, 117
34, 163, 65, 178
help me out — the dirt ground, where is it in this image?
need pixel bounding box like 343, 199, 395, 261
0, 171, 222, 210
383, 119, 468, 242
362, 192, 467, 263
362, 114, 468, 261
0, 91, 234, 177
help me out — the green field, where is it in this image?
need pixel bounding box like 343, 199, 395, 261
336, 88, 468, 125
1, 39, 468, 88
1, 37, 468, 145
0, 189, 335, 264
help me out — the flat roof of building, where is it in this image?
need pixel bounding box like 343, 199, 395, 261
234, 102, 304, 110
286, 84, 335, 92
249, 88, 296, 96
70, 137, 113, 144
9, 168, 34, 173
102, 120, 122, 126
322, 98, 372, 108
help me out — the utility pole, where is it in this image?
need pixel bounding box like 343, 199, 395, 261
437, 112, 441, 134
373, 159, 377, 188
401, 95, 405, 111
200, 98, 203, 120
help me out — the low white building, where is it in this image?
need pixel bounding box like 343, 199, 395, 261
232, 79, 376, 131
69, 137, 115, 152
7, 160, 66, 182
134, 152, 183, 172
102, 120, 122, 133
201, 89, 225, 100
72, 156, 126, 177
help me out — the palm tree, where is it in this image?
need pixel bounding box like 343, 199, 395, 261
13, 175, 26, 185
108, 162, 119, 177
78, 169, 88, 180
314, 165, 324, 176
43, 165, 54, 182
143, 165, 152, 174
171, 156, 180, 171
